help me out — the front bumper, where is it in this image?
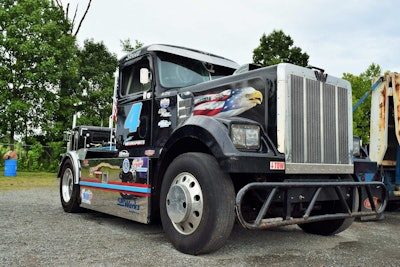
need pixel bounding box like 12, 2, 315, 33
235, 181, 387, 230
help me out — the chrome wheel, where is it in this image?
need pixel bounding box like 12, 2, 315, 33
166, 172, 203, 235
61, 167, 74, 203
60, 160, 81, 213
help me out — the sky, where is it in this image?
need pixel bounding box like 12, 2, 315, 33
67, 0, 399, 78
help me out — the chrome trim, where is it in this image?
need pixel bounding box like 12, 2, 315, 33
285, 163, 354, 174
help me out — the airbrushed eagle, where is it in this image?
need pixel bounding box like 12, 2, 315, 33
193, 87, 263, 117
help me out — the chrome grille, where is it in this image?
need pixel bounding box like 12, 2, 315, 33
289, 75, 349, 164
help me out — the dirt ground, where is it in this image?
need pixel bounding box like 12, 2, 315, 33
1, 182, 400, 267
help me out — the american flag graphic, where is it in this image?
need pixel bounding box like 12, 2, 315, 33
193, 87, 263, 118
112, 97, 118, 122
111, 75, 118, 122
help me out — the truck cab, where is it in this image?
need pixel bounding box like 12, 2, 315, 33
115, 45, 239, 157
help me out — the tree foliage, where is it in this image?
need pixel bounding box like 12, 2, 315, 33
253, 30, 309, 67
76, 39, 118, 127
343, 63, 382, 143
0, 0, 117, 172
120, 38, 144, 53
0, 0, 77, 145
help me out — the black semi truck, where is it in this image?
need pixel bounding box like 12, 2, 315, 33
58, 44, 386, 255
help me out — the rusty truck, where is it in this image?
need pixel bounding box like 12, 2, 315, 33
353, 73, 400, 207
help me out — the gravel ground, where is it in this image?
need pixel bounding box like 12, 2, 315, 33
1, 180, 400, 267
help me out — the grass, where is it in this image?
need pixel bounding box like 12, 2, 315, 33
0, 171, 58, 190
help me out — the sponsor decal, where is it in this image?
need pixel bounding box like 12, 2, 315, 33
145, 149, 155, 157
158, 108, 171, 118
118, 150, 130, 157
125, 50, 140, 61
193, 87, 263, 117
131, 157, 148, 173
158, 120, 171, 128
270, 161, 285, 170
81, 189, 93, 204
124, 139, 146, 146
143, 92, 152, 100
122, 158, 130, 173
160, 98, 170, 108
117, 197, 140, 214
124, 103, 143, 132
132, 158, 144, 168
363, 196, 380, 210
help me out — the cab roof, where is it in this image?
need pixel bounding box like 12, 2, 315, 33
119, 44, 240, 70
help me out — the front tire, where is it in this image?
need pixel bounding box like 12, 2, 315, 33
60, 160, 81, 213
298, 176, 359, 235
160, 152, 235, 255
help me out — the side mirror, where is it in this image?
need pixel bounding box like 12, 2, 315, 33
140, 68, 150, 84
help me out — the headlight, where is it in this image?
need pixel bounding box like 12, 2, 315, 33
231, 124, 260, 150
353, 136, 362, 157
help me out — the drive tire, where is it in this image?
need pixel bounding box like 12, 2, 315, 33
160, 152, 235, 255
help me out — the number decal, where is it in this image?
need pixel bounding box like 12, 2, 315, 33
124, 103, 143, 132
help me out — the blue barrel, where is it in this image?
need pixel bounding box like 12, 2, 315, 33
4, 159, 17, 176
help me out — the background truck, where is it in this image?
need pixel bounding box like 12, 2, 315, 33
58, 44, 386, 255
353, 73, 400, 206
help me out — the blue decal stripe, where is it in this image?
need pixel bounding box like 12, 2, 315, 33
80, 181, 151, 194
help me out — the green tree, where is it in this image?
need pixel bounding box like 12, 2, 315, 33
27, 142, 44, 171
253, 30, 309, 67
343, 63, 382, 143
0, 0, 77, 146
48, 0, 93, 141
76, 39, 118, 127
47, 141, 65, 171
120, 38, 144, 53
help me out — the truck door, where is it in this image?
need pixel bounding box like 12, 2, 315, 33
117, 55, 153, 156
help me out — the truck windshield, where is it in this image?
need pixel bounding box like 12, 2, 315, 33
157, 52, 235, 88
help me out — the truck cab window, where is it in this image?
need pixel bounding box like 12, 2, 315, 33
121, 57, 151, 96
157, 52, 235, 89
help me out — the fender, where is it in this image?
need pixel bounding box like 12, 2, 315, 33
162, 115, 236, 160
58, 151, 81, 184
160, 115, 285, 173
